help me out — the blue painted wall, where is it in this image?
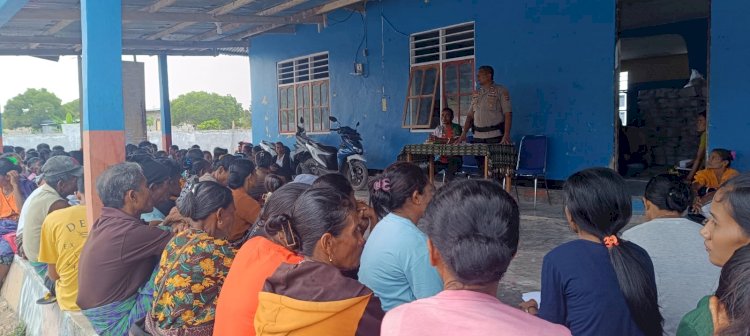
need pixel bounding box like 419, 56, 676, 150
710, 1, 750, 172
249, 0, 616, 180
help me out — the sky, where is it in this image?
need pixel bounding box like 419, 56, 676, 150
0, 55, 251, 112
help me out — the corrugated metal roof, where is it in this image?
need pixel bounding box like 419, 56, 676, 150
0, 0, 364, 56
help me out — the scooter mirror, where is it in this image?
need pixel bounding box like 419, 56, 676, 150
356, 122, 360, 127
299, 117, 305, 124
329, 116, 338, 123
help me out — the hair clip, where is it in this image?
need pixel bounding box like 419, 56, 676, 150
373, 178, 391, 192
603, 235, 619, 249
283, 219, 297, 248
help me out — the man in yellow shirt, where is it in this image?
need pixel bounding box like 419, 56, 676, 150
38, 179, 88, 311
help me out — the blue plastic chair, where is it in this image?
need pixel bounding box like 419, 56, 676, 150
458, 135, 481, 178
515, 135, 551, 207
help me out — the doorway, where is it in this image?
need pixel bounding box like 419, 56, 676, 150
615, 0, 710, 188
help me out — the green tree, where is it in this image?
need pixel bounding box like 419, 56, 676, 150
3, 88, 65, 130
171, 91, 251, 129
197, 119, 222, 130
61, 99, 80, 120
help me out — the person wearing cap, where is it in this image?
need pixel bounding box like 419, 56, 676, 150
77, 162, 173, 336
37, 178, 88, 311
20, 156, 81, 275
135, 159, 172, 225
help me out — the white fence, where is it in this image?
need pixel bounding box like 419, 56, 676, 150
3, 124, 252, 152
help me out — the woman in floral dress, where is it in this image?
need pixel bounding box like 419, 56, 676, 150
146, 181, 236, 335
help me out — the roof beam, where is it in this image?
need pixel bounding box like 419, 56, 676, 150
28, 18, 77, 49
14, 8, 287, 25
146, 0, 260, 40
188, 0, 314, 41
189, 22, 245, 41
0, 36, 249, 48
212, 0, 260, 16
0, 48, 231, 56
230, 0, 364, 40
142, 0, 178, 13
256, 0, 309, 16
316, 0, 365, 14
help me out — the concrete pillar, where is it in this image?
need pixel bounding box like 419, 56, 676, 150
81, 0, 125, 224
158, 54, 172, 151
0, 105, 4, 148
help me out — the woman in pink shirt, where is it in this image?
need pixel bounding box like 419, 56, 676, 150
381, 180, 570, 336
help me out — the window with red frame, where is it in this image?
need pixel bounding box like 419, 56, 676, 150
404, 22, 475, 129
277, 53, 330, 134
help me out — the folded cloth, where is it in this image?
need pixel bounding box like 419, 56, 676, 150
83, 267, 158, 336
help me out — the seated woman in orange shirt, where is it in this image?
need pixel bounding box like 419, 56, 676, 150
0, 158, 28, 287
693, 148, 739, 211
213, 183, 309, 336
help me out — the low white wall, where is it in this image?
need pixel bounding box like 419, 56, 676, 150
1, 257, 97, 336
3, 124, 252, 152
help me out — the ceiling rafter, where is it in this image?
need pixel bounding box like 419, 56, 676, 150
14, 8, 286, 25
146, 0, 260, 40
187, 0, 311, 42
0, 35, 248, 48
29, 17, 75, 49
189, 22, 245, 41
142, 0, 179, 13
256, 0, 309, 16
229, 0, 364, 40
23, 0, 184, 51
0, 48, 228, 56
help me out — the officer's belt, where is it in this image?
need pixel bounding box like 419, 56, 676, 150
474, 122, 504, 133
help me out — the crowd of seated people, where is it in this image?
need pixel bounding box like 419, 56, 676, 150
1, 139, 750, 336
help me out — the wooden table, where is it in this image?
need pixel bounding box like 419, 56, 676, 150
403, 143, 517, 191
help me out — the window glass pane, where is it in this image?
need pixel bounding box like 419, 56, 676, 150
288, 111, 295, 133
459, 62, 474, 92
445, 96, 459, 121
405, 98, 419, 126
304, 109, 312, 131
311, 108, 318, 131
445, 48, 474, 60
322, 108, 330, 130
312, 84, 321, 107
302, 85, 311, 107
412, 30, 439, 47
410, 69, 424, 96
421, 67, 438, 95
279, 88, 287, 109
459, 95, 473, 125
297, 86, 304, 107
280, 109, 288, 132
418, 97, 433, 125
444, 30, 473, 44
430, 88, 441, 128
321, 82, 329, 105
444, 64, 458, 94
296, 59, 310, 82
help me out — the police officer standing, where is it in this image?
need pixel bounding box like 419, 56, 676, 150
458, 65, 512, 145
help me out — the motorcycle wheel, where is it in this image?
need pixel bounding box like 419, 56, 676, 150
295, 161, 308, 175
345, 160, 369, 191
